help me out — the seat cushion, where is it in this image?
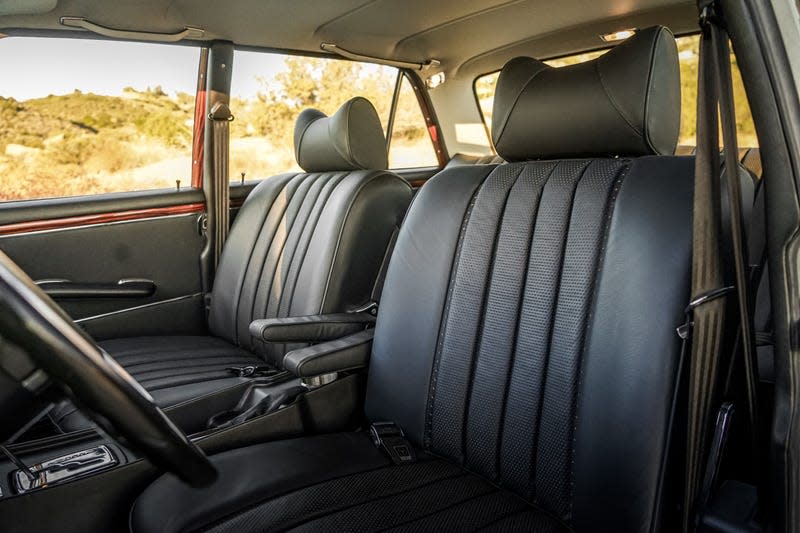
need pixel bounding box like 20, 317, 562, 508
131, 432, 566, 533
52, 336, 257, 432
102, 336, 257, 407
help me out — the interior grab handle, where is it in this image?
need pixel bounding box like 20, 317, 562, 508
60, 17, 204, 42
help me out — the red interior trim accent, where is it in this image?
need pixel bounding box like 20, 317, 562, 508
428, 124, 438, 143
0, 203, 206, 236
191, 48, 210, 189
192, 89, 207, 189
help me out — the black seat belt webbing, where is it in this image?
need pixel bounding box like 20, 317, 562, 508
208, 102, 234, 267
683, 2, 761, 529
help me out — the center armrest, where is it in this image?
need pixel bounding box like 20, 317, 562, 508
249, 313, 376, 344
283, 329, 374, 378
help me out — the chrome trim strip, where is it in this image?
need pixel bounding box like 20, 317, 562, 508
0, 213, 198, 239
75, 293, 202, 323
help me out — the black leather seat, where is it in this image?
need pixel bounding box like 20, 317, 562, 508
55, 97, 411, 429
132, 26, 691, 532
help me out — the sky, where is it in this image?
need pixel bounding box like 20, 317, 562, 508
0, 35, 287, 100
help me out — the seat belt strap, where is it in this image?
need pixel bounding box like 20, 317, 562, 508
208, 102, 234, 267
682, 5, 728, 529
683, 2, 761, 529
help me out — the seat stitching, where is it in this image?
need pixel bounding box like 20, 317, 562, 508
372, 488, 505, 533
494, 161, 558, 483
567, 161, 630, 517
193, 462, 460, 533
255, 173, 321, 328
462, 164, 526, 465
119, 353, 256, 368
232, 173, 302, 345
280, 472, 475, 531
424, 183, 480, 448
594, 60, 644, 142
471, 508, 544, 532
529, 160, 591, 503
492, 64, 548, 151
129, 359, 260, 378
273, 172, 331, 319
318, 170, 410, 313
281, 171, 349, 318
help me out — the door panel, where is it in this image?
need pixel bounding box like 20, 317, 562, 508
0, 201, 207, 340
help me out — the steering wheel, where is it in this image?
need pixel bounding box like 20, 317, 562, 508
0, 250, 217, 488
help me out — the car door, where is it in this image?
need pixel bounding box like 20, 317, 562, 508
0, 36, 209, 340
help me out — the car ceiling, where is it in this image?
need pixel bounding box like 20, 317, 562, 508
0, 0, 698, 79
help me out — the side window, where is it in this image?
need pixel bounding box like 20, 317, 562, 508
387, 75, 439, 168
474, 35, 758, 153
230, 52, 397, 181
0, 37, 201, 202
675, 35, 758, 149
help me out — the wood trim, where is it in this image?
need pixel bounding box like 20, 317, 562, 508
0, 202, 205, 236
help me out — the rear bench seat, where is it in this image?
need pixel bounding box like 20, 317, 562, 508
54, 97, 412, 430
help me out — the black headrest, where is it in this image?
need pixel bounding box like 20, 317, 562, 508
294, 97, 387, 172
491, 26, 680, 161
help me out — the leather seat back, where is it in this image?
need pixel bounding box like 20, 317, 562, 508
208, 97, 412, 366
366, 26, 690, 531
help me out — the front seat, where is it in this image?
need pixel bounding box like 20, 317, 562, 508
132, 26, 690, 532
55, 97, 412, 429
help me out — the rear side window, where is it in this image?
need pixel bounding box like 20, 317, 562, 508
388, 75, 439, 168
474, 34, 757, 151
230, 51, 440, 181
230, 52, 397, 181
0, 37, 201, 202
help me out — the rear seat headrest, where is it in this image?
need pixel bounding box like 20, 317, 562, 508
294, 96, 388, 172
491, 25, 680, 161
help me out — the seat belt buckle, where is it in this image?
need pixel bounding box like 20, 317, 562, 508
370, 422, 416, 465
226, 365, 277, 378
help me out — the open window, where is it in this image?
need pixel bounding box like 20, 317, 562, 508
0, 37, 203, 202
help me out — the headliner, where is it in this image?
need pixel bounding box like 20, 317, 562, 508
0, 0, 698, 79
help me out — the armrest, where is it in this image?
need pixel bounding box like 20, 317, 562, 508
249, 313, 375, 344
283, 329, 374, 378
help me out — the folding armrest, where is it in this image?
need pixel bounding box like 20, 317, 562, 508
249, 313, 375, 344
283, 329, 374, 378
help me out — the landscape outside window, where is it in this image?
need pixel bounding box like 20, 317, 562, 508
229, 51, 437, 181
0, 37, 200, 202
475, 35, 759, 150
0, 37, 438, 203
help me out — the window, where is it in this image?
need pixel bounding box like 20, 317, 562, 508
474, 34, 758, 150
230, 52, 397, 181
388, 75, 439, 168
230, 52, 439, 180
0, 37, 201, 202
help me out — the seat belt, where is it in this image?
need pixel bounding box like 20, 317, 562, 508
208, 102, 234, 267
682, 2, 760, 529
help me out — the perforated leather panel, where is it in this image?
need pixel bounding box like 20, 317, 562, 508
423, 160, 627, 519
199, 459, 564, 533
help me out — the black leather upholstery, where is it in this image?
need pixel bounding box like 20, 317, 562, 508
134, 27, 691, 532
131, 433, 566, 533
294, 97, 388, 172
72, 98, 411, 422
492, 26, 680, 160
208, 166, 410, 367
283, 328, 375, 377
251, 313, 375, 343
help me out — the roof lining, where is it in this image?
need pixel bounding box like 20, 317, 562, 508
392, 0, 527, 51
313, 0, 380, 36
455, 1, 696, 77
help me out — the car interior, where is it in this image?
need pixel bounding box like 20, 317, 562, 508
0, 1, 798, 532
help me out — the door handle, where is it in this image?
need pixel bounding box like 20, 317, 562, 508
35, 278, 156, 299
